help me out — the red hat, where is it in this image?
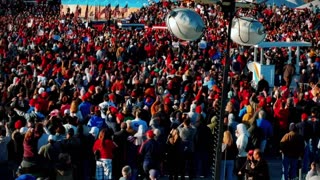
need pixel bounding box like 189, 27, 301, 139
82, 94, 89, 101
248, 150, 254, 156
301, 113, 308, 121
35, 103, 41, 110
259, 100, 266, 108
89, 85, 95, 93
131, 91, 137, 98
146, 130, 155, 138
29, 99, 36, 107
109, 106, 118, 114
116, 113, 124, 122
243, 99, 249, 106
41, 92, 48, 98
164, 97, 171, 105
266, 96, 272, 104
15, 120, 23, 129
109, 94, 116, 101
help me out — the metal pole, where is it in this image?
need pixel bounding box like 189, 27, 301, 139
214, 0, 235, 179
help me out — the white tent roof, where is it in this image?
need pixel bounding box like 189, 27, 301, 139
296, 0, 320, 9
254, 41, 312, 48
265, 0, 305, 8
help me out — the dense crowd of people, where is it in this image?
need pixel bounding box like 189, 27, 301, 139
0, 0, 319, 180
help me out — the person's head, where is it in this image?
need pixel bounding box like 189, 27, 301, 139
149, 169, 160, 180
66, 128, 74, 139
223, 130, 233, 146
253, 149, 262, 161
24, 128, 34, 141
301, 113, 309, 121
258, 110, 266, 119
120, 122, 127, 130
146, 129, 155, 139
121, 165, 132, 178
289, 122, 297, 132
70, 100, 79, 113
34, 123, 44, 137
183, 117, 191, 127
247, 150, 254, 160
135, 109, 142, 118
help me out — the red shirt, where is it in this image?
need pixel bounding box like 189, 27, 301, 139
92, 139, 116, 159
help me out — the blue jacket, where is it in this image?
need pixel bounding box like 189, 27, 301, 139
87, 115, 106, 130
79, 101, 91, 119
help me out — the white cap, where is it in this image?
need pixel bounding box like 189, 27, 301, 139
20, 127, 28, 135
38, 87, 45, 95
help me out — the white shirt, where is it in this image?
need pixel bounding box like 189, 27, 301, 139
130, 118, 148, 132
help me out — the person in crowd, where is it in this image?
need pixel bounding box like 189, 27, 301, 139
249, 148, 270, 180
0, 123, 11, 179
255, 110, 273, 153
0, 0, 319, 179
257, 75, 270, 94
306, 161, 320, 180
149, 169, 160, 180
177, 117, 197, 180
119, 165, 132, 180
130, 109, 148, 133
113, 122, 130, 180
139, 130, 161, 179
93, 128, 118, 180
238, 150, 255, 180
235, 123, 250, 180
55, 153, 74, 180
20, 128, 40, 174
220, 130, 238, 180
280, 123, 305, 180
296, 113, 313, 175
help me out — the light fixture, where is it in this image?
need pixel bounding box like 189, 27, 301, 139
231, 17, 266, 46
166, 8, 205, 41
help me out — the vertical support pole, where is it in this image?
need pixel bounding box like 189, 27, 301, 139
260, 48, 264, 64
214, 1, 235, 179
296, 46, 300, 74
254, 46, 257, 62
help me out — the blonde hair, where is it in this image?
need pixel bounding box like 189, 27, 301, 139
70, 100, 79, 113
223, 130, 233, 146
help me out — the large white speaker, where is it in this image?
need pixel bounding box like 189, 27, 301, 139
166, 8, 205, 41
231, 17, 266, 46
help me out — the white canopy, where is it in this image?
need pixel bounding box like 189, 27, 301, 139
265, 0, 305, 8
296, 0, 320, 9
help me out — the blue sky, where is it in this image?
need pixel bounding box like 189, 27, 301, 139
61, 0, 160, 8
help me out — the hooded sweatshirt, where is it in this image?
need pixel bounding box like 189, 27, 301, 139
188, 103, 199, 124
236, 123, 249, 157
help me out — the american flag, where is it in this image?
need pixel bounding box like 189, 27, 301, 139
121, 4, 128, 14
113, 4, 120, 17
105, 3, 111, 20
84, 4, 89, 20
95, 5, 99, 20
74, 5, 79, 19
